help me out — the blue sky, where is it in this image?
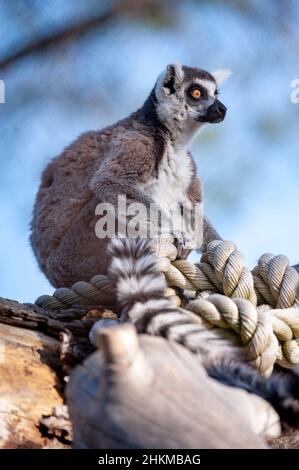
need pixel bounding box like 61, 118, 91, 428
0, 0, 298, 302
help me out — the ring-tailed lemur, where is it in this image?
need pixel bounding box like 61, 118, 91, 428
107, 237, 299, 425
31, 63, 228, 288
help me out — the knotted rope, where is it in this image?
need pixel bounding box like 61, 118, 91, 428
35, 237, 299, 374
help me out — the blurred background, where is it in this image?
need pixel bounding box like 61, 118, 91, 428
0, 0, 298, 302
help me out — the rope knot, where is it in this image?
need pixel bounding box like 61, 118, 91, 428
253, 253, 299, 308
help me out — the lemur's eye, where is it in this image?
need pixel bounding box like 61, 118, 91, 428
191, 88, 201, 99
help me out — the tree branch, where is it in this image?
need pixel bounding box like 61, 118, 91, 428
0, 4, 122, 72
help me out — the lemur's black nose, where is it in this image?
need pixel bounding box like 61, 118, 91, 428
214, 101, 227, 116
206, 99, 227, 123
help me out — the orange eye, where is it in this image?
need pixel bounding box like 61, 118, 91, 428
191, 88, 201, 99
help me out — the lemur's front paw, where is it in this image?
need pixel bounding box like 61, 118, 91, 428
173, 232, 196, 258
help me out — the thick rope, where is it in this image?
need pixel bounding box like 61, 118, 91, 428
35, 237, 299, 374
184, 295, 278, 376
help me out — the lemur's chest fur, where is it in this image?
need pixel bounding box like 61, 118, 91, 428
145, 141, 193, 206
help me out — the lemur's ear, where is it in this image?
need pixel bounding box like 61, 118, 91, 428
162, 61, 184, 95
212, 69, 232, 86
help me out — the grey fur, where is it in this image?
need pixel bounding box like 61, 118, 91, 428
31, 64, 225, 287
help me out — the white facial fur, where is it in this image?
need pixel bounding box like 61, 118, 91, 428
194, 79, 216, 97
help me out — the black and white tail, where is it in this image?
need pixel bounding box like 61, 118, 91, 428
108, 238, 183, 335
108, 239, 244, 352
108, 238, 299, 424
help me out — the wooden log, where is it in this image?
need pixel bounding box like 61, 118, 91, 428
0, 297, 112, 448
0, 298, 293, 449
270, 428, 299, 449
67, 324, 280, 449
0, 322, 69, 448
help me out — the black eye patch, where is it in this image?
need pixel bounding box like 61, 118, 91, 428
187, 84, 208, 101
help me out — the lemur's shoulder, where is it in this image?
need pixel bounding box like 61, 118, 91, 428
87, 112, 168, 185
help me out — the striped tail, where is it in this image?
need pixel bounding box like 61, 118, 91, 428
108, 238, 223, 351
107, 238, 180, 332
108, 238, 235, 349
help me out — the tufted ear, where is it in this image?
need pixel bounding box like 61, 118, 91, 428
212, 69, 232, 86
161, 61, 184, 95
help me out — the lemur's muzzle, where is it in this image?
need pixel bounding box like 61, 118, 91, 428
205, 99, 227, 123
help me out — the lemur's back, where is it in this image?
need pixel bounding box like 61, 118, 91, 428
31, 118, 131, 278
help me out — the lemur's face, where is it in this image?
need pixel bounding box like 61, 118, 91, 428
155, 64, 230, 133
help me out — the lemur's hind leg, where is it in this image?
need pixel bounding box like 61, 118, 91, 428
45, 196, 111, 288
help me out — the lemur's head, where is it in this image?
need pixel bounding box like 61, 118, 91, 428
154, 63, 231, 141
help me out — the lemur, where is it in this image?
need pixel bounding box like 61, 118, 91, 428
31, 63, 228, 288
31, 63, 299, 421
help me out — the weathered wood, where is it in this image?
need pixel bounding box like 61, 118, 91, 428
0, 298, 286, 449
0, 298, 115, 339
0, 298, 115, 448
67, 324, 280, 449
0, 298, 118, 370
0, 322, 69, 448
270, 427, 299, 448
